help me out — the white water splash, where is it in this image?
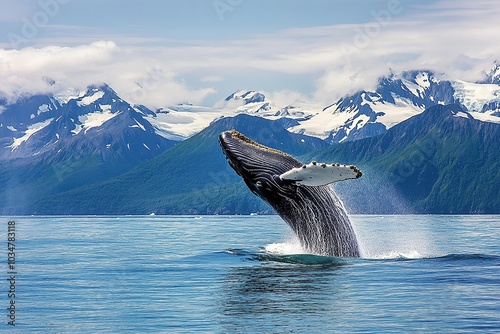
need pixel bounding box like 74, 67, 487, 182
264, 235, 308, 255
351, 215, 444, 260
265, 242, 433, 260
262, 216, 444, 260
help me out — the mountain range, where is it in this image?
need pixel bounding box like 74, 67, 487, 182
0, 65, 499, 214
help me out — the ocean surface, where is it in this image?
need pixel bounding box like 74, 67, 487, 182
1, 215, 498, 333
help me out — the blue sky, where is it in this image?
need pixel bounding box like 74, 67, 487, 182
2, 0, 411, 43
1, 0, 499, 107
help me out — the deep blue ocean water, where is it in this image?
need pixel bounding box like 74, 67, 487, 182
1, 215, 498, 333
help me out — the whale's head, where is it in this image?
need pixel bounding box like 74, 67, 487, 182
219, 130, 300, 203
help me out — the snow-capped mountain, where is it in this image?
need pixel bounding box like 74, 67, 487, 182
76, 68, 500, 146
452, 63, 500, 118
181, 68, 499, 144
0, 84, 176, 163
223, 90, 270, 113
219, 90, 316, 118
288, 70, 500, 143
141, 90, 318, 140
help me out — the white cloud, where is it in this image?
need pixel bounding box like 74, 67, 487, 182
0, 0, 499, 108
266, 0, 500, 103
0, 41, 217, 106
0, 41, 118, 100
265, 89, 312, 109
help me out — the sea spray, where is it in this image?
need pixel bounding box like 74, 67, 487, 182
351, 215, 442, 259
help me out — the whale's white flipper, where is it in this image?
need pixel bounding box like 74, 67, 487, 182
280, 161, 362, 186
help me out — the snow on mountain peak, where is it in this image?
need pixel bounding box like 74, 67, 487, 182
54, 88, 85, 105
72, 109, 120, 135
415, 72, 431, 89
398, 70, 437, 98
77, 90, 105, 107
218, 90, 274, 114
7, 118, 53, 151
225, 90, 266, 104
53, 83, 118, 107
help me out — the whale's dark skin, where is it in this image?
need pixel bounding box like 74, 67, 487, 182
219, 130, 361, 258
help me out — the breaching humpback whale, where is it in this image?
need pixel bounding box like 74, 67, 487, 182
219, 130, 362, 258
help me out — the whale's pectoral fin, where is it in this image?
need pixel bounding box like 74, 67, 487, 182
279, 161, 362, 186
